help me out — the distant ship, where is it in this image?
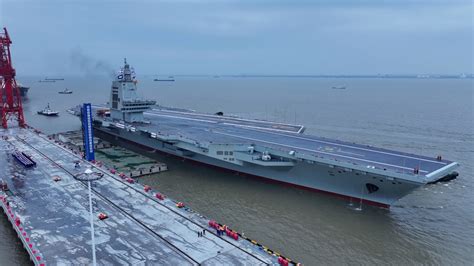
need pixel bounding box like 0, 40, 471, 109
58, 88, 73, 94
45, 77, 65, 81
154, 78, 175, 82
19, 84, 29, 97
1, 84, 29, 99
37, 103, 59, 116
78, 60, 459, 208
332, 86, 346, 90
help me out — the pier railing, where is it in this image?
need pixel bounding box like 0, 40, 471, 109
0, 194, 45, 266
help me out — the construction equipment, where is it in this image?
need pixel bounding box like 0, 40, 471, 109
0, 27, 25, 128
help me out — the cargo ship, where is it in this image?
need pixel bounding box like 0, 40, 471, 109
76, 60, 459, 208
19, 84, 29, 97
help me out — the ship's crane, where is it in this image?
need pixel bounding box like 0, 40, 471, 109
0, 27, 25, 128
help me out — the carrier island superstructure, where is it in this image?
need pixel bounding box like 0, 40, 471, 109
85, 60, 459, 208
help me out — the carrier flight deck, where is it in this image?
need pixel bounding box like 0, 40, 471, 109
144, 108, 453, 176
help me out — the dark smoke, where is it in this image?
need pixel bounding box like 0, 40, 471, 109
69, 48, 116, 78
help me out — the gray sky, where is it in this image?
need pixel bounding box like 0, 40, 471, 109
1, 0, 472, 76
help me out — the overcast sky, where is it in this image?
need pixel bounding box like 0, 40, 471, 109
1, 0, 472, 76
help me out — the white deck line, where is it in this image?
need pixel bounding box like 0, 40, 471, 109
151, 109, 304, 131
222, 123, 304, 134
248, 128, 446, 165
146, 113, 219, 124
214, 131, 429, 173
147, 112, 299, 134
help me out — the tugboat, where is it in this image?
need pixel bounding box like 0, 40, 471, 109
58, 88, 73, 94
37, 103, 59, 116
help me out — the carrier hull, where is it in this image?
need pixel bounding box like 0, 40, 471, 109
94, 125, 429, 208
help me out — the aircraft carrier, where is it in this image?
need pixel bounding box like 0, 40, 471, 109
79, 60, 459, 208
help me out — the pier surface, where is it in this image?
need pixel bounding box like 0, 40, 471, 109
0, 127, 280, 265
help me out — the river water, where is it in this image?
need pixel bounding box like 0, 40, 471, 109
1, 77, 473, 265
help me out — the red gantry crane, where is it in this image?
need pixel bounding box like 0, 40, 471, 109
0, 27, 25, 128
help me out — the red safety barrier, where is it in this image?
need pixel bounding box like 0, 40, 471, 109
232, 232, 238, 240
144, 185, 151, 192
110, 169, 116, 174
126, 178, 134, 184
278, 257, 289, 266
155, 193, 165, 200
209, 220, 220, 229
176, 202, 185, 208
98, 213, 108, 220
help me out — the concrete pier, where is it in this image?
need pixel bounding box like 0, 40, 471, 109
0, 127, 293, 265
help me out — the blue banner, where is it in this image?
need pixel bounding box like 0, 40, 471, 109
81, 103, 95, 161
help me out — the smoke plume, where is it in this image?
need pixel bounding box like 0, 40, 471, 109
70, 48, 116, 77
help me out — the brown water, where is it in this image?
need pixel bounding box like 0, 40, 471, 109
1, 77, 473, 265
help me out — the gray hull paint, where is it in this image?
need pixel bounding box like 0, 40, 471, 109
97, 126, 422, 207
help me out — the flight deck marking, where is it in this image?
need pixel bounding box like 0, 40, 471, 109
152, 108, 304, 131
214, 131, 429, 174
148, 108, 443, 165
147, 112, 302, 134
246, 128, 447, 166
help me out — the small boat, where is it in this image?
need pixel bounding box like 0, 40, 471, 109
58, 88, 73, 94
332, 86, 346, 90
37, 103, 59, 116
